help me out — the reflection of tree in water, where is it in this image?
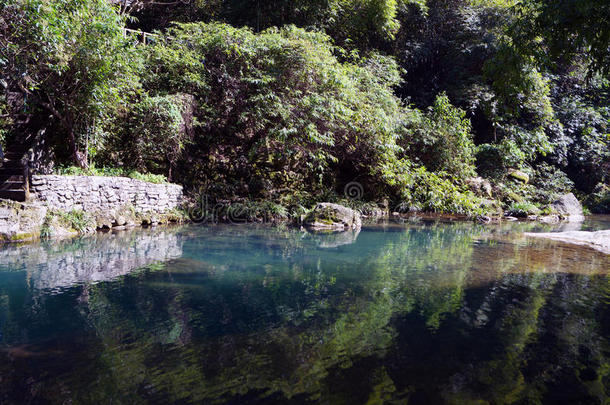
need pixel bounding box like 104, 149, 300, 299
0, 223, 608, 404
406, 240, 610, 405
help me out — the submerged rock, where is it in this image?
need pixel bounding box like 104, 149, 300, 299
551, 193, 583, 221
304, 202, 362, 230
524, 230, 610, 255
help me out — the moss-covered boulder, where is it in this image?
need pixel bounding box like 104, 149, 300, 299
304, 203, 362, 230
507, 169, 530, 184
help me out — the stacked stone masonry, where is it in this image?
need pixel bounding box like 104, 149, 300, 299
30, 175, 183, 213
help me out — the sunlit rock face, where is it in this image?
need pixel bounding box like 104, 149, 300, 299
0, 200, 47, 242
551, 193, 584, 221
0, 228, 184, 291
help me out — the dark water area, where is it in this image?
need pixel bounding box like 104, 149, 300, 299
0, 218, 609, 404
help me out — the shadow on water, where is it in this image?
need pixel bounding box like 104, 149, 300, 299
0, 219, 608, 404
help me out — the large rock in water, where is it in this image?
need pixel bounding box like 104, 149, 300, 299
304, 203, 362, 230
524, 230, 610, 255
551, 193, 584, 221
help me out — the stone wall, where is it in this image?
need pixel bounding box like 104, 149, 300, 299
30, 175, 183, 213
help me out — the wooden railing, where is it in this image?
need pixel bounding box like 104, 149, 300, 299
20, 153, 30, 201
122, 28, 158, 44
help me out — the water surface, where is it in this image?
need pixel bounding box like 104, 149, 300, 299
0, 219, 609, 404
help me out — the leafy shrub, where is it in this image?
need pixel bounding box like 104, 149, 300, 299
112, 94, 194, 181
128, 171, 169, 184
144, 23, 408, 199
197, 200, 290, 223
405, 93, 477, 180
56, 210, 94, 233
585, 184, 610, 214
475, 139, 529, 179
530, 163, 574, 204
55, 165, 168, 184
554, 93, 610, 193
377, 159, 487, 216
0, 0, 141, 167
41, 210, 94, 237
483, 51, 555, 162
506, 201, 539, 217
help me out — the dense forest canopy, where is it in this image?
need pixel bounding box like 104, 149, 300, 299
0, 0, 608, 215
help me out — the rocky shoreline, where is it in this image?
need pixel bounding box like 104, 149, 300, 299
0, 174, 187, 243
0, 198, 187, 243
0, 183, 601, 247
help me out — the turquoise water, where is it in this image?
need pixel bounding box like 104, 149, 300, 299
0, 219, 609, 404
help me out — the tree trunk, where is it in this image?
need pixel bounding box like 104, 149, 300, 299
67, 128, 88, 168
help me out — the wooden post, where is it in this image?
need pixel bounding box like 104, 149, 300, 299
22, 158, 30, 202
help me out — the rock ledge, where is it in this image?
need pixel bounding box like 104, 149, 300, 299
524, 230, 610, 255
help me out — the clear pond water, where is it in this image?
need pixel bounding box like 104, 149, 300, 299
0, 218, 609, 404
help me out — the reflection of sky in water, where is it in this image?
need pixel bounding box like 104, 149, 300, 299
0, 219, 608, 404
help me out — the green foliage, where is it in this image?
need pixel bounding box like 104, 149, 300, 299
506, 201, 539, 217
483, 50, 555, 161
406, 168, 485, 215
405, 93, 476, 179
475, 140, 526, 178
511, 0, 610, 77
468, 0, 516, 7
128, 171, 169, 184
39, 219, 52, 240
378, 159, 486, 215
134, 0, 407, 51
585, 184, 610, 214
55, 210, 94, 233
41, 209, 94, 237
2, 0, 608, 215
144, 22, 407, 198
0, 0, 141, 166
225, 200, 289, 222
109, 94, 193, 180
552, 85, 610, 192
56, 165, 168, 184
530, 163, 574, 204
191, 198, 290, 223
326, 0, 401, 49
